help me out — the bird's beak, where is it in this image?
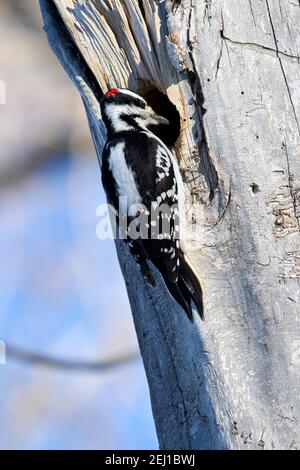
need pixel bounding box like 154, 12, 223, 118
151, 114, 170, 126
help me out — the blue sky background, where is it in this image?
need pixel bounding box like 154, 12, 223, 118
0, 0, 158, 446
0, 149, 157, 449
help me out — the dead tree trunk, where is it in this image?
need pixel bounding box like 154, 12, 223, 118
39, 0, 300, 450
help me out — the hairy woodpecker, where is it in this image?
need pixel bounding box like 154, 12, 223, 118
100, 88, 203, 321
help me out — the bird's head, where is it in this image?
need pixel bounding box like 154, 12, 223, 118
100, 88, 169, 135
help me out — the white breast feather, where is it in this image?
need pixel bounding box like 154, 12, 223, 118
108, 142, 142, 212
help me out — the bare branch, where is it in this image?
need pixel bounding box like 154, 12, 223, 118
5, 342, 140, 373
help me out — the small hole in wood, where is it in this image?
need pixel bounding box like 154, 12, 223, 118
139, 84, 181, 147
250, 183, 259, 194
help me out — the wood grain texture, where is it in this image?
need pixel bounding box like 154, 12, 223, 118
40, 0, 300, 449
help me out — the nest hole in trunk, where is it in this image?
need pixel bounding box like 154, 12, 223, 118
140, 85, 181, 148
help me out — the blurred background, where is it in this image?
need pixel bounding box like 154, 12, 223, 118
0, 0, 157, 449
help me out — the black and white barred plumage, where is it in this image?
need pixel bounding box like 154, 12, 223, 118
100, 88, 203, 321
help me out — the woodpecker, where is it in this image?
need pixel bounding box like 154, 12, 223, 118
100, 88, 203, 321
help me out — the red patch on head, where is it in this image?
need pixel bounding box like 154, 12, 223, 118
105, 88, 120, 97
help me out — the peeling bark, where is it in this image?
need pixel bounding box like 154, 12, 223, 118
39, 0, 300, 449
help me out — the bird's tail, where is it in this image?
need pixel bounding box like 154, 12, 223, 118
167, 253, 204, 321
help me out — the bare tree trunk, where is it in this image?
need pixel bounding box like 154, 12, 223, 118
39, 0, 300, 450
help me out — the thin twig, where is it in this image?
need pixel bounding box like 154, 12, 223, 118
5, 343, 140, 373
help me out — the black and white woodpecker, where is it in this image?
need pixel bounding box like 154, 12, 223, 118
100, 88, 203, 320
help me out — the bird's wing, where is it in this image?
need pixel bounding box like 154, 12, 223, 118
148, 138, 180, 284
124, 132, 180, 284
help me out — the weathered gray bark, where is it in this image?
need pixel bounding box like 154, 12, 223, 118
39, 0, 300, 449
